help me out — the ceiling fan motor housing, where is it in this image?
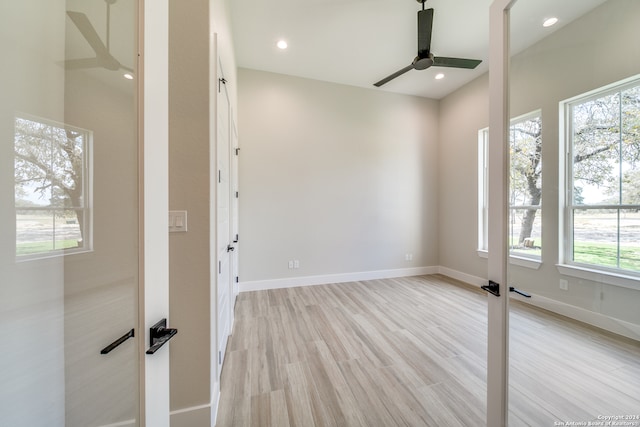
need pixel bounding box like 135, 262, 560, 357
413, 54, 434, 70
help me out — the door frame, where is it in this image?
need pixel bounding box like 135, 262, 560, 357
215, 54, 233, 378
139, 0, 171, 425
487, 0, 515, 425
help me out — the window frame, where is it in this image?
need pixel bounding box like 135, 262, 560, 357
478, 110, 543, 267
14, 114, 93, 260
478, 127, 489, 256
562, 76, 640, 279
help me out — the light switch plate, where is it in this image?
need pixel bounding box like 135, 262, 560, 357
169, 210, 188, 232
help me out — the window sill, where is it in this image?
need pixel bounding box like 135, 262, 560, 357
556, 264, 640, 291
16, 247, 92, 263
477, 250, 542, 270
510, 255, 542, 270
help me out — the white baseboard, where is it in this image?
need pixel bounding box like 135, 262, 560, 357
240, 265, 639, 341
435, 266, 640, 341
437, 266, 486, 288
238, 266, 439, 292
511, 291, 640, 341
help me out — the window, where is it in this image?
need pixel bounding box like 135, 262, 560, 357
509, 112, 542, 259
565, 78, 640, 274
14, 115, 92, 258
478, 129, 489, 253
478, 111, 542, 260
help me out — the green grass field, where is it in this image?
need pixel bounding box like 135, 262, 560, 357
508, 237, 640, 272
573, 241, 640, 271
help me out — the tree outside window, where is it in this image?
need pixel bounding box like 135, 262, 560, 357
14, 116, 92, 258
509, 113, 542, 258
478, 111, 542, 259
567, 79, 640, 273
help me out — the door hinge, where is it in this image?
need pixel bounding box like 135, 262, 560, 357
235, 191, 239, 198
235, 276, 239, 283
235, 147, 240, 155
218, 260, 222, 274
218, 351, 222, 364
218, 170, 221, 183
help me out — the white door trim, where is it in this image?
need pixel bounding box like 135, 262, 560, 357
140, 0, 171, 425
488, 0, 515, 425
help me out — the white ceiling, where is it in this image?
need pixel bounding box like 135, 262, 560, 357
230, 0, 607, 99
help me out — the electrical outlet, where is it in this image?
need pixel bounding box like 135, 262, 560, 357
288, 260, 294, 269
405, 253, 413, 261
559, 279, 569, 291
294, 260, 300, 269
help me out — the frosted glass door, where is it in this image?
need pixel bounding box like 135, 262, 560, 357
0, 0, 140, 425
506, 0, 640, 425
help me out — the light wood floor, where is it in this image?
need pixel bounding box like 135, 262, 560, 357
216, 275, 640, 426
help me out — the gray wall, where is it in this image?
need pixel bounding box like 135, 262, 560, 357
169, 0, 211, 413
168, 0, 239, 422
238, 68, 440, 283
438, 73, 489, 280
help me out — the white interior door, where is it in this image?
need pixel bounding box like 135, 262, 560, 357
216, 59, 232, 376
0, 0, 170, 425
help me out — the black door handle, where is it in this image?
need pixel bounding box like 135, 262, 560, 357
100, 329, 135, 355
509, 287, 531, 298
227, 244, 235, 252
481, 280, 500, 297
146, 319, 178, 354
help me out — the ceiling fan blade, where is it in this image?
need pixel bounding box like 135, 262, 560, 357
432, 56, 482, 69
417, 8, 434, 57
65, 57, 102, 69
373, 64, 415, 87
67, 11, 112, 59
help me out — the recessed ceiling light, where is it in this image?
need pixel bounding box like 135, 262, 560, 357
123, 73, 134, 80
277, 40, 288, 50
435, 73, 445, 80
543, 17, 558, 27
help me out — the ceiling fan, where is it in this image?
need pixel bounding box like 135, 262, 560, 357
65, 0, 133, 73
373, 0, 481, 87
